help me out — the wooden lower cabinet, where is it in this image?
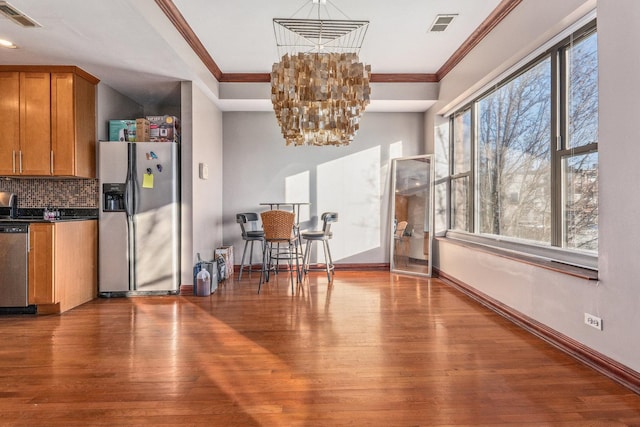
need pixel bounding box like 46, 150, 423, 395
28, 223, 55, 305
28, 221, 97, 314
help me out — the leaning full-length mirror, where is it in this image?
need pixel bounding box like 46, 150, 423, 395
390, 155, 433, 276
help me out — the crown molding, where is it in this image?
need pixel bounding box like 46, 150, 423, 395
370, 74, 438, 83
156, 0, 522, 84
218, 73, 270, 83
154, 0, 222, 80
436, 0, 523, 80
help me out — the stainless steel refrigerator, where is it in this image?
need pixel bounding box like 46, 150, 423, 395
98, 141, 180, 295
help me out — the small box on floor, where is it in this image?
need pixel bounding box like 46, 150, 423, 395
215, 246, 234, 279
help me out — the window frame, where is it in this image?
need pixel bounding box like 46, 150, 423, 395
446, 20, 598, 271
555, 25, 599, 250
450, 107, 473, 232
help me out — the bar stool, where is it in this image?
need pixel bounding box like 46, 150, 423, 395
259, 210, 300, 293
302, 212, 338, 282
236, 213, 265, 280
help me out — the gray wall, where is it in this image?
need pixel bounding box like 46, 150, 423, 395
96, 84, 144, 142
222, 111, 425, 266
427, 0, 640, 372
180, 82, 224, 285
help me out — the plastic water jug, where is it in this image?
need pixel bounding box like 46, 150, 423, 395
195, 269, 211, 296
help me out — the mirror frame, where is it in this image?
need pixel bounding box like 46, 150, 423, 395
389, 155, 434, 277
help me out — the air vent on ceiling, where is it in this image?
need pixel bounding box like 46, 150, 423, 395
429, 14, 457, 32
0, 1, 41, 28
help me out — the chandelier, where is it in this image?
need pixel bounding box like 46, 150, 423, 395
271, 0, 371, 146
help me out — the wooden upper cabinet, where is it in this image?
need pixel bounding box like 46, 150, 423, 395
51, 73, 74, 176
51, 72, 97, 178
0, 66, 98, 177
20, 72, 52, 175
0, 72, 20, 175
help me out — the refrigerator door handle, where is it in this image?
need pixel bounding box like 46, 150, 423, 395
124, 143, 136, 217
124, 175, 132, 216
124, 173, 135, 217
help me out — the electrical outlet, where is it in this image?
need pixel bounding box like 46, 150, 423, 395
584, 313, 603, 331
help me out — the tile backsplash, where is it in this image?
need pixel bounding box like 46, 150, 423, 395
0, 177, 99, 208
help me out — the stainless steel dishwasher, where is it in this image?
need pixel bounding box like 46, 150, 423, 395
0, 223, 29, 307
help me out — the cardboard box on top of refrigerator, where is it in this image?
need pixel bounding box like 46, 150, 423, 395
109, 120, 136, 142
135, 118, 150, 142
146, 115, 180, 142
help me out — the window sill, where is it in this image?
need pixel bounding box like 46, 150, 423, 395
436, 236, 598, 281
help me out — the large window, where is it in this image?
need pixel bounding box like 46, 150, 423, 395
451, 109, 471, 231
562, 31, 598, 251
448, 23, 598, 264
477, 58, 552, 243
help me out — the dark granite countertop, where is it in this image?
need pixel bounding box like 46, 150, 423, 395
0, 208, 98, 223
1, 217, 97, 223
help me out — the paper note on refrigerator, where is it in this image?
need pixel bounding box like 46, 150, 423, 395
142, 173, 154, 188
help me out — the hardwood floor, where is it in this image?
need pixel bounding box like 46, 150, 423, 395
1, 271, 639, 426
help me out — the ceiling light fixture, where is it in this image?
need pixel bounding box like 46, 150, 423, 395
0, 38, 17, 49
271, 0, 371, 146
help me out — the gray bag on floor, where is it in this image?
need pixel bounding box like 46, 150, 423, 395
216, 255, 226, 283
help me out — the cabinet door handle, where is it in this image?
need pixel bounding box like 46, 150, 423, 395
12, 150, 16, 174
50, 150, 54, 174
19, 151, 23, 174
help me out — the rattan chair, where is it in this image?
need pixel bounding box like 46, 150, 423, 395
394, 220, 409, 266
259, 210, 300, 293
236, 213, 265, 280
302, 212, 338, 282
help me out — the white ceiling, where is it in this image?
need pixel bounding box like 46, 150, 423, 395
0, 0, 503, 111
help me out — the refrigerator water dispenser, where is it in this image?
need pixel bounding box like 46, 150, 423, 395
103, 183, 125, 212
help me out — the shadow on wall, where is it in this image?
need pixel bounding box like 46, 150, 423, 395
285, 145, 383, 263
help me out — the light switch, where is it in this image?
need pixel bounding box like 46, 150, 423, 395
199, 162, 209, 180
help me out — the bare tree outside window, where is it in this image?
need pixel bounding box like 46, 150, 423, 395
451, 176, 469, 231
447, 23, 598, 260
477, 59, 552, 243
451, 110, 471, 231
453, 110, 471, 175
564, 153, 598, 250
564, 32, 598, 251
567, 33, 598, 149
